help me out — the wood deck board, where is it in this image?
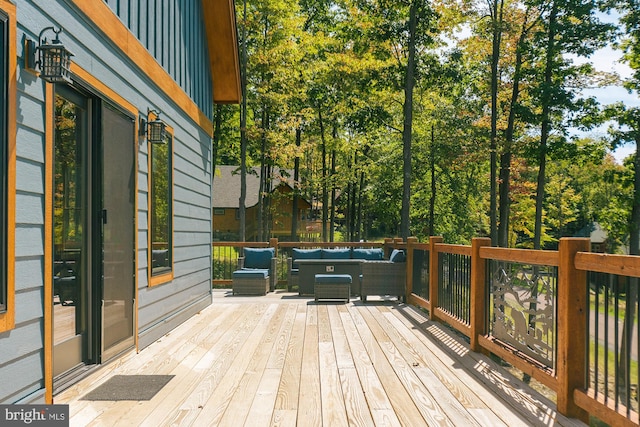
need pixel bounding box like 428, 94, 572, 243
359, 304, 454, 426
211, 304, 289, 427
394, 304, 583, 427
274, 304, 306, 411
370, 305, 484, 426
298, 304, 322, 426
55, 290, 587, 427
135, 303, 274, 427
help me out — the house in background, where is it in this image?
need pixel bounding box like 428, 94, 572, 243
576, 222, 610, 253
1, 0, 239, 404
212, 165, 317, 241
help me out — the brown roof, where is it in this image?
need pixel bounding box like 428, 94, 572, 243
213, 166, 305, 208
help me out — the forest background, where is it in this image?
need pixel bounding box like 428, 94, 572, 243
212, 0, 640, 254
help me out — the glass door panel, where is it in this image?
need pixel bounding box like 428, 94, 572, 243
101, 104, 135, 360
53, 90, 89, 377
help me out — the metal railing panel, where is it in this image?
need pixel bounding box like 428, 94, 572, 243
488, 260, 558, 369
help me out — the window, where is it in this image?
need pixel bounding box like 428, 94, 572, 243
214, 208, 225, 215
0, 1, 15, 331
149, 128, 173, 282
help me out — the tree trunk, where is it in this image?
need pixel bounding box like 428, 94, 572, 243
239, 0, 248, 242
400, 1, 417, 239
429, 124, 436, 236
630, 129, 640, 256
490, 0, 504, 246
258, 108, 267, 241
318, 108, 328, 242
618, 130, 640, 400
498, 12, 530, 248
350, 154, 358, 241
527, 6, 558, 379
212, 104, 223, 182
534, 2, 557, 251
358, 169, 364, 240
291, 126, 301, 241
330, 149, 337, 242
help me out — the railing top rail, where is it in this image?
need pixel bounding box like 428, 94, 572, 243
410, 243, 430, 250
277, 241, 385, 249
212, 241, 270, 248
479, 246, 559, 267
575, 251, 640, 278
434, 243, 472, 256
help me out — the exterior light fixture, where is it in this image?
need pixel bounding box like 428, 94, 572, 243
25, 26, 73, 84
146, 110, 167, 144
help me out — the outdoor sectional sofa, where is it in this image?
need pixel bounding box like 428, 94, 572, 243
287, 247, 407, 299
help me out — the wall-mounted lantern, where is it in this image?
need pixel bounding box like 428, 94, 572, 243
139, 109, 167, 144
25, 26, 73, 84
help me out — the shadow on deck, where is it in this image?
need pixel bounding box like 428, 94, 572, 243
55, 289, 585, 426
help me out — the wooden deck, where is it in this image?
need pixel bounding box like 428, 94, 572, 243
55, 290, 586, 426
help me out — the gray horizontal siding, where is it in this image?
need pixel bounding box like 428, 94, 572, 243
2, 1, 214, 404
0, 351, 45, 403
2, 18, 48, 399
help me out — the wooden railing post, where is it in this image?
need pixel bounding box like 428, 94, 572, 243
470, 237, 491, 352
406, 237, 418, 298
383, 238, 394, 258
557, 237, 590, 422
269, 238, 278, 256
429, 236, 443, 320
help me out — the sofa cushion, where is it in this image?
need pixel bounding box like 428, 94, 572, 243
243, 247, 275, 269
352, 248, 384, 260
291, 248, 322, 269
322, 248, 351, 259
389, 249, 406, 263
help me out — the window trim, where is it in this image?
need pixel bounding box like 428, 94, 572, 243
148, 114, 174, 287
0, 0, 16, 332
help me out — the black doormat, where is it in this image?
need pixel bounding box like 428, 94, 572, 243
80, 375, 175, 401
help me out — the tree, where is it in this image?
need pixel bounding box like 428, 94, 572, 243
239, 0, 249, 242
529, 0, 615, 249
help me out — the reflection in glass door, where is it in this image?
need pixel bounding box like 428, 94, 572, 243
53, 86, 136, 384
53, 88, 91, 378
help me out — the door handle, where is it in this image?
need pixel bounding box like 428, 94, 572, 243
102, 209, 107, 224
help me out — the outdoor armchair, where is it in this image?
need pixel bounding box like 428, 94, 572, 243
360, 249, 407, 302
236, 247, 277, 292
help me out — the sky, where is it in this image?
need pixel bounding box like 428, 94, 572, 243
577, 12, 639, 164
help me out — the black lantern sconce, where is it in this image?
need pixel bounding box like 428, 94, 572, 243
139, 109, 167, 144
25, 26, 74, 84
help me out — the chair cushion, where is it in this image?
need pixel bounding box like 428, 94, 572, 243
389, 249, 406, 263
233, 269, 269, 279
321, 248, 351, 259
243, 247, 275, 269
314, 274, 352, 283
352, 248, 383, 260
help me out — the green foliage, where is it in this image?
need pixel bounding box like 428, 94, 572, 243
214, 0, 637, 250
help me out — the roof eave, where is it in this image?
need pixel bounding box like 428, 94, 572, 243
203, 0, 241, 104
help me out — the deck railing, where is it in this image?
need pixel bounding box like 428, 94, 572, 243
212, 236, 640, 425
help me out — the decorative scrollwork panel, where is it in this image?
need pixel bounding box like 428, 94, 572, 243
489, 261, 557, 368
